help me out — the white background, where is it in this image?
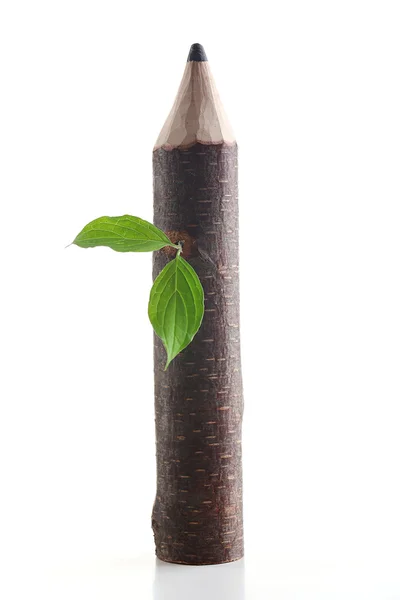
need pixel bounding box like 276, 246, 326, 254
1, 0, 400, 598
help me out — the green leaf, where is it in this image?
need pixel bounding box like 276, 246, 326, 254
148, 255, 204, 369
73, 215, 175, 252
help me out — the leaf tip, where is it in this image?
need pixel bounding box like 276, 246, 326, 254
164, 353, 174, 370
69, 236, 81, 248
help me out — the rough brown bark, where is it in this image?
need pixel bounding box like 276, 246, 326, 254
152, 142, 244, 565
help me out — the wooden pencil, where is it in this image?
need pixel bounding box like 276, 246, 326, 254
152, 43, 244, 565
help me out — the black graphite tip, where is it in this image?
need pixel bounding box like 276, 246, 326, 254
187, 43, 207, 62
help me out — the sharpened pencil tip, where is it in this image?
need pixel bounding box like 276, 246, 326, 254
187, 43, 207, 62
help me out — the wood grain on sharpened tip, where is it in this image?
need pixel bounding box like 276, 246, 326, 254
154, 45, 235, 151
152, 44, 244, 565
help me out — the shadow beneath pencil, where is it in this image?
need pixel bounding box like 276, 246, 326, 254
153, 558, 245, 600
